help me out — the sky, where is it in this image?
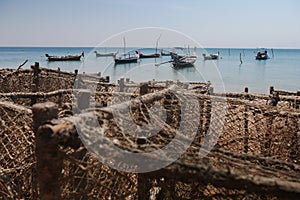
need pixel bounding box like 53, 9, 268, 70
0, 0, 299, 48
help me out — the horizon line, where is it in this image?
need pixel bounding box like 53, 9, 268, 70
0, 45, 300, 50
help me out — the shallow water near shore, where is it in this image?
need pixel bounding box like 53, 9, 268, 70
0, 47, 299, 93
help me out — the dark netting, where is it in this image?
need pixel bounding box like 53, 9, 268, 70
0, 65, 299, 199
0, 101, 36, 199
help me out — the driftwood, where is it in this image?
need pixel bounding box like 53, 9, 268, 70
17, 59, 28, 70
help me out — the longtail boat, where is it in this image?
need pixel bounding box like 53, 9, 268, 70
94, 51, 118, 57
45, 52, 84, 61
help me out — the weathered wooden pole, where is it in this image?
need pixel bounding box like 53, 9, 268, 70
119, 78, 125, 92
244, 106, 249, 153
270, 91, 280, 106
240, 53, 243, 64
32, 102, 61, 200
269, 86, 274, 94
105, 76, 110, 83
73, 69, 78, 85
204, 98, 212, 137
57, 92, 63, 107
137, 173, 152, 200
208, 87, 214, 95
140, 83, 149, 96
31, 62, 40, 105
264, 113, 273, 157
77, 91, 91, 111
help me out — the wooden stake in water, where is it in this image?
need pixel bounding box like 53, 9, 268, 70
240, 53, 243, 64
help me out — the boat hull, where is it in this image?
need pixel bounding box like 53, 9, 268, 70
94, 51, 118, 57
172, 56, 197, 68
45, 54, 82, 61
139, 53, 160, 58
114, 57, 138, 64
255, 57, 269, 60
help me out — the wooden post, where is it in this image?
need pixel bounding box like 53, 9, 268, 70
77, 91, 90, 111
57, 67, 61, 77
156, 176, 176, 199
32, 102, 61, 200
208, 87, 214, 95
240, 53, 243, 64
105, 76, 110, 83
204, 99, 212, 137
119, 78, 125, 92
74, 69, 78, 84
140, 83, 149, 96
264, 113, 273, 157
244, 106, 249, 153
57, 92, 63, 107
137, 173, 151, 200
31, 62, 40, 105
269, 86, 274, 94
288, 117, 299, 163
270, 91, 280, 106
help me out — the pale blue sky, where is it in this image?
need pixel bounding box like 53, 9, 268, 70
0, 0, 299, 48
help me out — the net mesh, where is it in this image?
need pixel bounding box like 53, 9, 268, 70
0, 101, 36, 199
0, 66, 299, 199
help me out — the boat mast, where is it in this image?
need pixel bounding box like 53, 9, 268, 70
123, 36, 126, 57
155, 34, 161, 54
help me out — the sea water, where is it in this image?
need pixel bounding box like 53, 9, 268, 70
0, 47, 299, 94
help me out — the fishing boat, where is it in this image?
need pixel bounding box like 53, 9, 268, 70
155, 46, 197, 68
170, 47, 185, 59
255, 50, 269, 60
172, 54, 197, 68
94, 50, 118, 57
138, 34, 162, 59
45, 52, 84, 61
172, 47, 197, 67
203, 51, 219, 60
114, 37, 139, 64
113, 53, 139, 64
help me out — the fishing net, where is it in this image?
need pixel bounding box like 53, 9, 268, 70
0, 101, 36, 199
0, 66, 299, 199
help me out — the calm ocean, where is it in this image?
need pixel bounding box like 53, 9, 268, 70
0, 47, 299, 94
